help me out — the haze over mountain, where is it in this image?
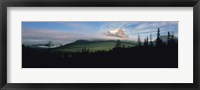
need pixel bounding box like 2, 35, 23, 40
55, 39, 136, 52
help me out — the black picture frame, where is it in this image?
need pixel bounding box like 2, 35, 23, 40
0, 0, 199, 90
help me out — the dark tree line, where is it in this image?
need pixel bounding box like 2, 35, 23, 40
134, 28, 177, 48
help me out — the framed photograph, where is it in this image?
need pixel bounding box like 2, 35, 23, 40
0, 0, 199, 90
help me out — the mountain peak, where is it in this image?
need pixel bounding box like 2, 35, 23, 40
107, 28, 128, 38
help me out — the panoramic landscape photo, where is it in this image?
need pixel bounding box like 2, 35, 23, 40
22, 21, 178, 68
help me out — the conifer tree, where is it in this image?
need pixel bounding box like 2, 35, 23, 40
115, 40, 121, 48
146, 36, 149, 47
149, 34, 153, 47
167, 31, 171, 46
156, 28, 162, 47
137, 34, 142, 47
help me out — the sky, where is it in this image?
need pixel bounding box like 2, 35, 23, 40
22, 21, 178, 45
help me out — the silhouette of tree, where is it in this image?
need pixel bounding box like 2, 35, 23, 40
156, 28, 162, 47
167, 32, 170, 41
22, 44, 26, 49
171, 32, 176, 47
167, 31, 171, 46
143, 36, 149, 47
171, 32, 174, 40
137, 34, 142, 47
115, 40, 122, 48
149, 34, 154, 47
167, 31, 178, 47
144, 39, 147, 47
146, 36, 149, 47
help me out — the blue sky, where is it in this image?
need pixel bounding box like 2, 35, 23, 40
22, 21, 178, 45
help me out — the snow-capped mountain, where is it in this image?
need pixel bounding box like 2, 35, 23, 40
106, 28, 128, 38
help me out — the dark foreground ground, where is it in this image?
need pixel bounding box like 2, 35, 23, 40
22, 46, 178, 68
